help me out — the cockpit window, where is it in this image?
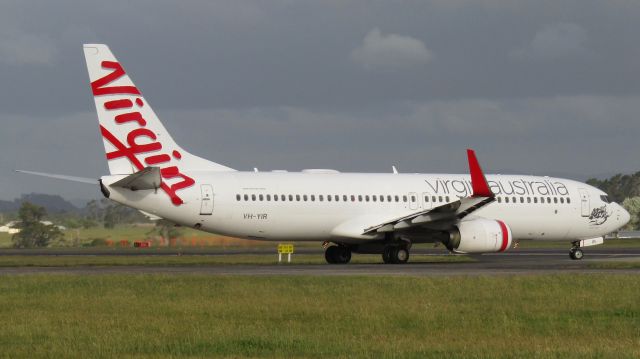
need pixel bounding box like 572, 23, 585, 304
600, 195, 610, 203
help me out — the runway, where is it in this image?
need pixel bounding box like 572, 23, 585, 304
0, 247, 638, 276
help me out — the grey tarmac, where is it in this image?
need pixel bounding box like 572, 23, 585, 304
0, 248, 639, 276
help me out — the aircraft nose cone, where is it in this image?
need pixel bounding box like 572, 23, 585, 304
620, 207, 631, 227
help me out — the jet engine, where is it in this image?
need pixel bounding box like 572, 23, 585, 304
444, 219, 512, 253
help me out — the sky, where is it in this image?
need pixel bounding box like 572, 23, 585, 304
1, 0, 639, 205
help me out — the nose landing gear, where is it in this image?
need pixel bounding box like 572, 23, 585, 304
569, 246, 584, 260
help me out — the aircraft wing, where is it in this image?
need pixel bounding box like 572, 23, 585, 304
362, 149, 495, 235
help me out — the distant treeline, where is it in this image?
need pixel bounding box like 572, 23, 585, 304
0, 193, 77, 213
0, 194, 148, 228
587, 172, 640, 203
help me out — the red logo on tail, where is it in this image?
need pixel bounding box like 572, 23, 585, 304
92, 61, 194, 206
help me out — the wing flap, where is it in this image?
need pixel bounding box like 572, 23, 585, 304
362, 149, 496, 235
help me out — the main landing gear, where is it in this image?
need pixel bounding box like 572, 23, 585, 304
325, 245, 352, 264
382, 245, 409, 264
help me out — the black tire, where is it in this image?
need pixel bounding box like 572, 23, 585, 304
569, 247, 584, 260
336, 246, 352, 264
573, 248, 584, 260
325, 246, 338, 264
325, 245, 351, 264
395, 247, 409, 264
382, 246, 394, 264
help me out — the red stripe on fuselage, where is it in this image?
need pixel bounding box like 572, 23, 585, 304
497, 220, 509, 252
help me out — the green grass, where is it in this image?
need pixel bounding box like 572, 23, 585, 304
0, 275, 637, 358
0, 254, 473, 267
588, 260, 640, 269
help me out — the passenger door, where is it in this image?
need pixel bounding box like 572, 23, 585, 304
200, 184, 214, 215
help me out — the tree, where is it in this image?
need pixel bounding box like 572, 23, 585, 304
622, 197, 640, 230
147, 219, 183, 244
12, 202, 63, 248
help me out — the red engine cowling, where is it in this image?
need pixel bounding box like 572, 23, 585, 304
445, 219, 512, 253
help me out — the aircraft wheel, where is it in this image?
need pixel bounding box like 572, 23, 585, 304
382, 246, 394, 264
382, 246, 409, 264
395, 247, 410, 264
325, 245, 351, 264
569, 247, 584, 260
325, 246, 338, 264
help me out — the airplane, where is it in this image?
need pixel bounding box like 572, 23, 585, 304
18, 44, 631, 264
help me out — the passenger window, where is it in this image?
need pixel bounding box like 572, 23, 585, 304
295, 195, 300, 201
505, 197, 509, 203
387, 195, 392, 202
236, 194, 241, 201
432, 196, 436, 202
379, 195, 384, 202
553, 197, 557, 204
319, 195, 324, 202
560, 198, 564, 204
336, 195, 340, 202
424, 196, 429, 202
547, 197, 551, 203
351, 195, 355, 202
259, 194, 264, 201
244, 194, 249, 201
445, 196, 449, 202
438, 196, 443, 202
281, 194, 286, 201
303, 195, 308, 201
365, 195, 370, 202
527, 197, 531, 203
411, 195, 416, 202
266, 195, 271, 201
251, 194, 256, 201
373, 195, 377, 202
289, 195, 293, 201
403, 195, 408, 202
567, 198, 571, 204
534, 197, 538, 203
273, 195, 278, 202
311, 195, 315, 201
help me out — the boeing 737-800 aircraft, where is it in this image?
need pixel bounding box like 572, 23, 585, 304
19, 44, 631, 264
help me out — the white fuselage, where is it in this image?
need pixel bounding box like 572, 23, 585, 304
102, 171, 629, 244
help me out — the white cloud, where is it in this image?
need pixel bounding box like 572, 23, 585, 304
350, 28, 433, 70
511, 22, 588, 61
0, 32, 58, 66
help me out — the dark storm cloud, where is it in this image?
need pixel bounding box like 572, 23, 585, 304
0, 0, 639, 201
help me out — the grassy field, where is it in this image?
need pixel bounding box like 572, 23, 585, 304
0, 275, 637, 358
0, 254, 473, 267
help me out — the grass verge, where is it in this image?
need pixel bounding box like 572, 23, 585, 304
0, 275, 638, 358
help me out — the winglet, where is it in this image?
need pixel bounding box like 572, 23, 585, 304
467, 149, 493, 197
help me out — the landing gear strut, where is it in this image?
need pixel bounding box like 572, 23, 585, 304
382, 245, 410, 264
569, 246, 584, 260
325, 245, 352, 264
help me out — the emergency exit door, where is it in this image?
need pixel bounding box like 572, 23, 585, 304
200, 184, 213, 215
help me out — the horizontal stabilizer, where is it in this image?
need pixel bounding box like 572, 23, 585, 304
138, 210, 163, 221
111, 167, 161, 190
15, 170, 97, 184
